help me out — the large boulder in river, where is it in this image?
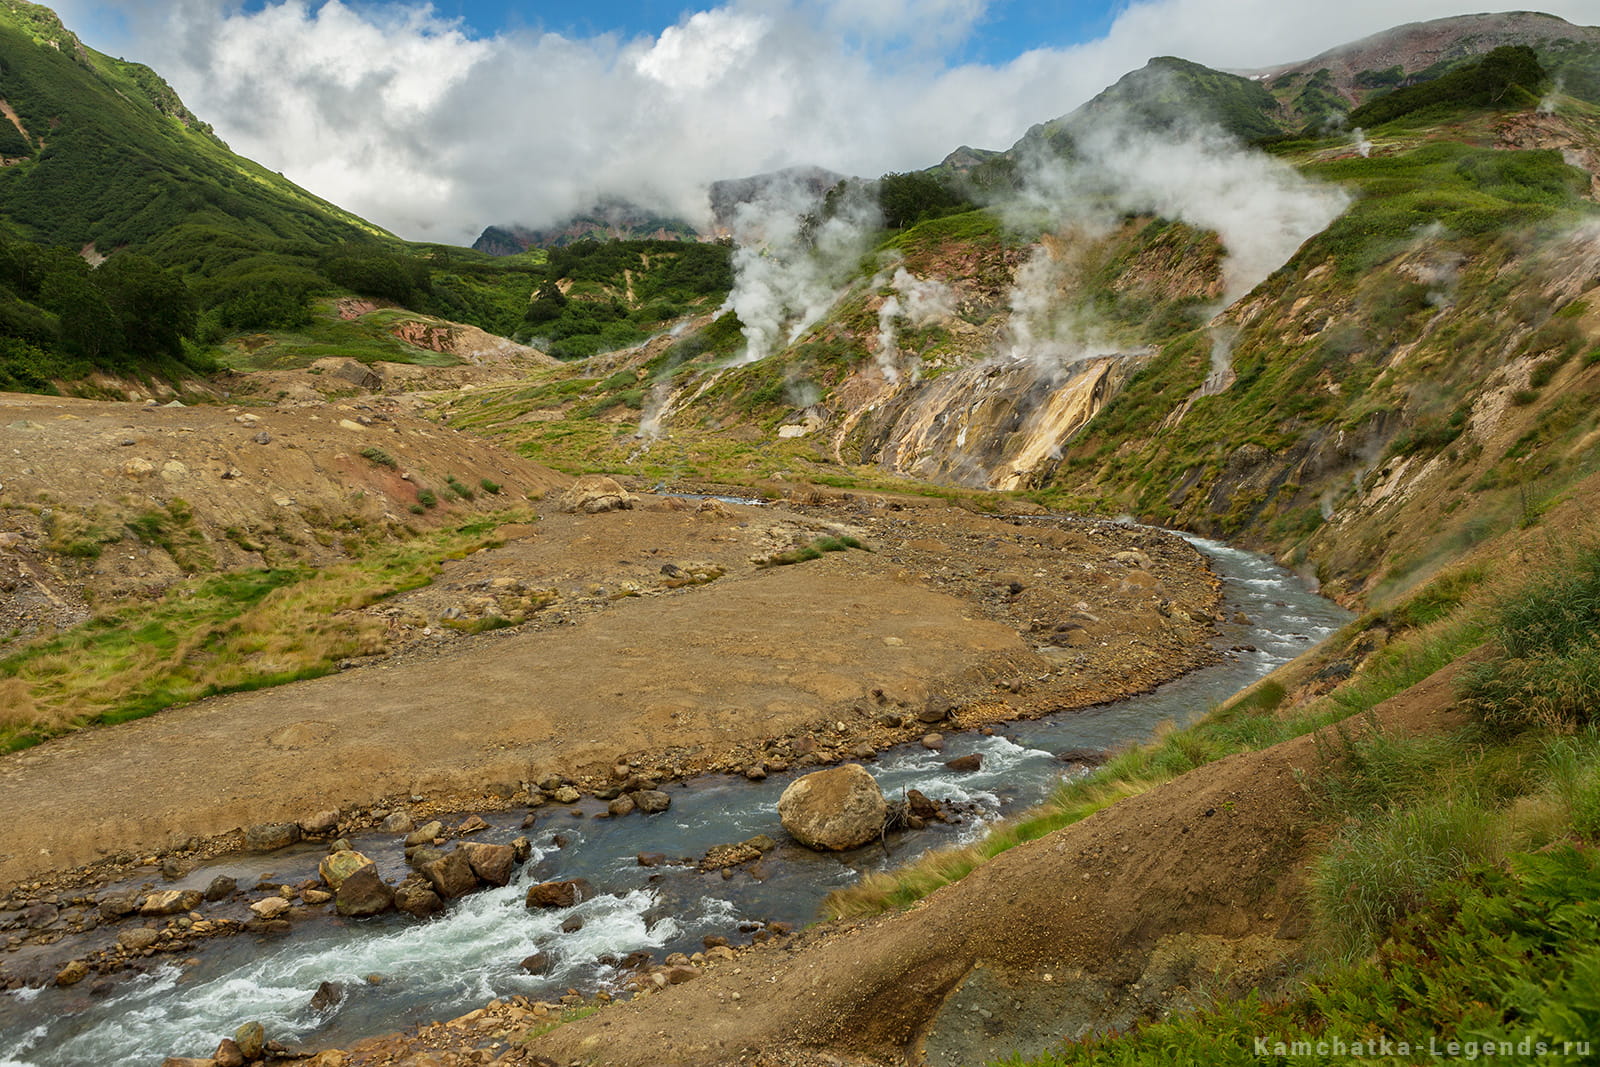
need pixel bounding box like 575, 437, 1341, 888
526, 878, 592, 909
778, 763, 888, 851
334, 864, 394, 917
558, 474, 633, 514
460, 842, 517, 886
319, 849, 373, 891
420, 848, 480, 900
394, 877, 444, 919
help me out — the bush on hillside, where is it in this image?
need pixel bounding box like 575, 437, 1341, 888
1460, 547, 1600, 732
1348, 46, 1548, 128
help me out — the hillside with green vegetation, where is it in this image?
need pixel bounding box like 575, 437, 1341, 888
0, 3, 629, 392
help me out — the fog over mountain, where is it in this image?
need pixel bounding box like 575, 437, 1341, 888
50, 0, 1600, 243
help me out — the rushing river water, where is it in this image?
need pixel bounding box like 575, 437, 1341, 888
0, 533, 1351, 1066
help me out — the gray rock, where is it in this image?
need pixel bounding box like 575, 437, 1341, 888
21, 903, 58, 929
404, 821, 444, 848
203, 876, 237, 902
918, 695, 955, 724
244, 822, 301, 852
777, 764, 888, 851
97, 892, 139, 920
118, 927, 161, 953
406, 845, 446, 870
380, 812, 415, 834
300, 810, 341, 837
632, 790, 671, 815
558, 474, 633, 514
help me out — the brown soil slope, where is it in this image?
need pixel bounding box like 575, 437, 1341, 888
527, 660, 1467, 1067
0, 392, 567, 641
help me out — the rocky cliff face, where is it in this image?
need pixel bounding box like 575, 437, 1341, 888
849, 354, 1140, 491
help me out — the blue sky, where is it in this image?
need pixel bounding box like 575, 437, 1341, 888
413, 0, 1124, 62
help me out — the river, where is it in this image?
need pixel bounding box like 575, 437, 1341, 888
0, 532, 1350, 1066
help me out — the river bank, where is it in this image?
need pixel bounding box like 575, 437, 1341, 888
0, 533, 1348, 1066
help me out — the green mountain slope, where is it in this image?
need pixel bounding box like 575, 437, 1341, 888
0, 2, 385, 251
0, 3, 636, 395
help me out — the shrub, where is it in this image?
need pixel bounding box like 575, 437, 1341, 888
1310, 799, 1499, 958
1460, 548, 1600, 732
358, 446, 397, 469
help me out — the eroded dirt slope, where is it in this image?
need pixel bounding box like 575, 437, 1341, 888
0, 392, 567, 644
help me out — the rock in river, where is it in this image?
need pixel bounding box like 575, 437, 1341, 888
319, 850, 373, 891
526, 879, 592, 909
334, 864, 394, 917
459, 841, 517, 887
420, 848, 480, 900
778, 763, 887, 851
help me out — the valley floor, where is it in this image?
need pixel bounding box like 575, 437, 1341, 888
0, 486, 1219, 895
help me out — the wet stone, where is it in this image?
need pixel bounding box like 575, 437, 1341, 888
203, 876, 237, 902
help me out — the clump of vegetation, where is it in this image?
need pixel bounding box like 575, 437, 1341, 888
518, 239, 732, 360
759, 534, 867, 567
994, 546, 1600, 1065
445, 474, 476, 501
999, 846, 1600, 1065
1460, 547, 1600, 733
1348, 46, 1548, 128
358, 446, 398, 469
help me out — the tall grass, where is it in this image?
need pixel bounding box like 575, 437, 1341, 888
995, 546, 1600, 1065
1460, 547, 1600, 732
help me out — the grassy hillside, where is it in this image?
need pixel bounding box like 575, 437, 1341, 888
0, 3, 631, 392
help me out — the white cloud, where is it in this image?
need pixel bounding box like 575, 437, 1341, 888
64, 0, 1600, 244
633, 9, 765, 92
